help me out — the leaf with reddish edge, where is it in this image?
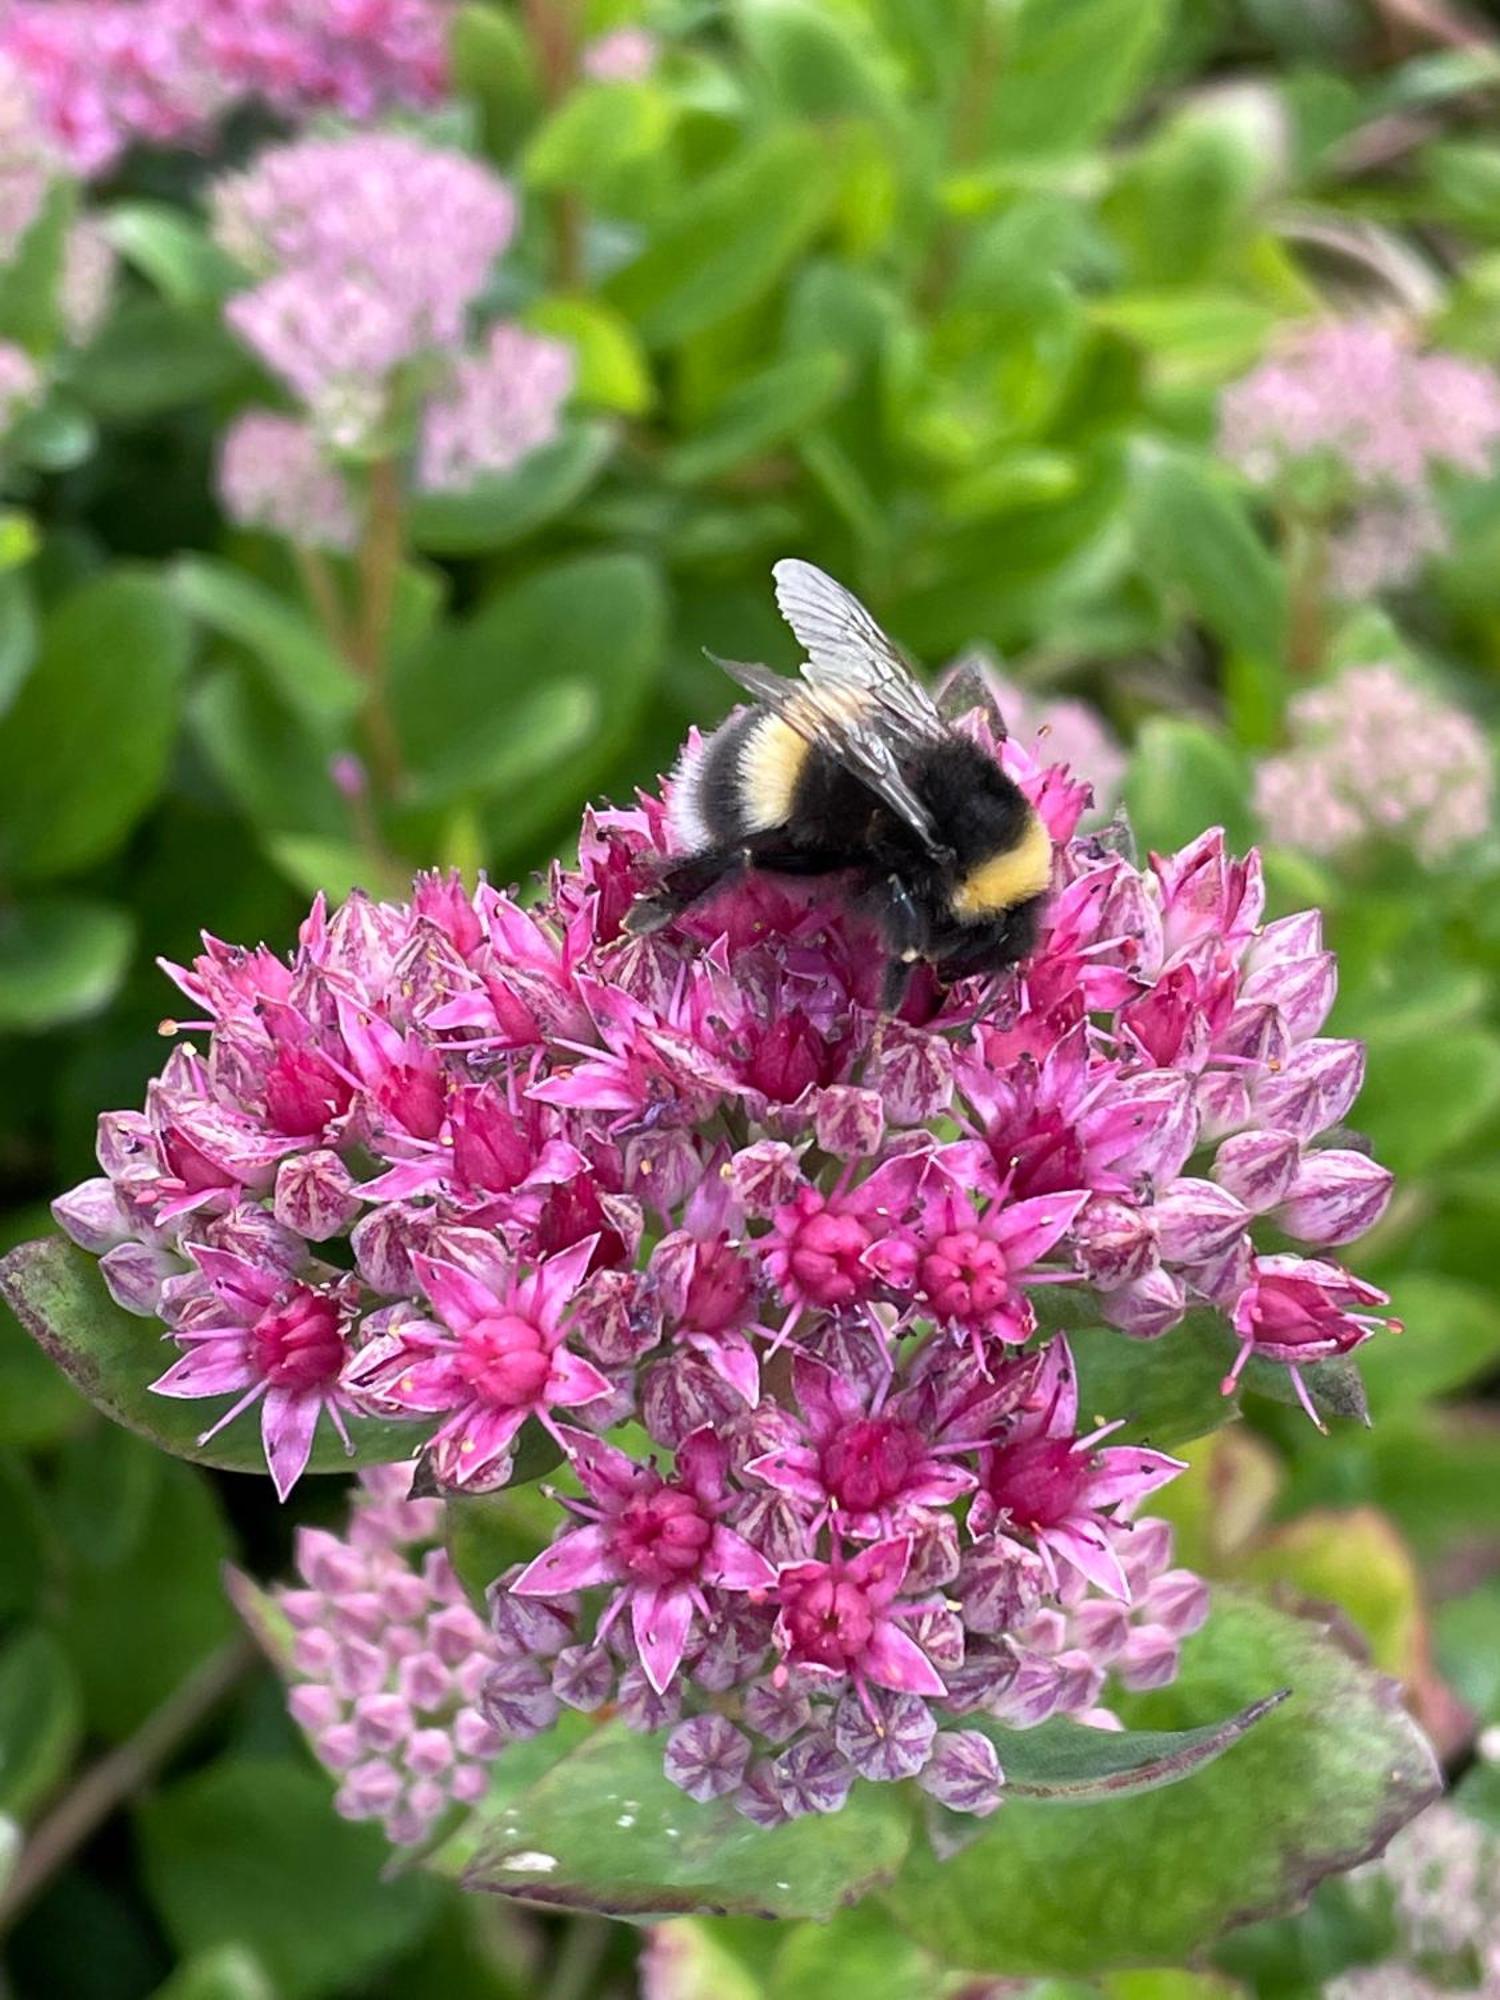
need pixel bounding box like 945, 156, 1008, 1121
881, 1589, 1440, 1976
0, 1236, 424, 1480
968, 1692, 1288, 1802
454, 1719, 911, 1920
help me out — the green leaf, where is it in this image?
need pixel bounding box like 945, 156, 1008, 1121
1068, 1320, 1240, 1450
0, 1629, 81, 1818
445, 1475, 562, 1609
262, 835, 413, 904
1125, 717, 1254, 857
0, 896, 133, 1031
455, 1721, 911, 1918
0, 181, 74, 351
138, 1759, 439, 2000
0, 1237, 426, 1479
524, 297, 653, 415
391, 552, 663, 826
190, 667, 344, 840
983, 0, 1170, 158
662, 352, 848, 485
171, 558, 360, 727
148, 1945, 278, 2000
450, 2, 540, 158
0, 564, 37, 718
106, 204, 241, 308
524, 81, 674, 193
55, 1456, 234, 1738
1353, 1027, 1500, 1177
9, 397, 98, 473
1133, 455, 1285, 665
970, 1695, 1286, 1802
881, 1590, 1439, 1975
604, 132, 836, 347
770, 1904, 944, 1999
72, 301, 251, 417
406, 421, 617, 556
0, 570, 190, 883
0, 1207, 84, 1452
1358, 1273, 1500, 1413
737, 0, 900, 120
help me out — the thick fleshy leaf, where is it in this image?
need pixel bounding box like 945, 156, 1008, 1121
455, 1720, 911, 1919
0, 1237, 425, 1478
1067, 1320, 1241, 1449
970, 1695, 1284, 1801
881, 1590, 1439, 1975
0, 896, 133, 1031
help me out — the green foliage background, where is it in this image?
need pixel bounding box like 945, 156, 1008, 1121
4, 0, 1500, 1995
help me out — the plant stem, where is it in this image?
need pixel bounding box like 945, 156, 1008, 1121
293, 544, 352, 660
544, 1916, 611, 2000
352, 454, 407, 799
0, 1637, 256, 1934
1285, 512, 1329, 679
524, 0, 585, 289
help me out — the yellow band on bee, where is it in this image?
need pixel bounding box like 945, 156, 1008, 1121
740, 713, 809, 831
952, 811, 1053, 918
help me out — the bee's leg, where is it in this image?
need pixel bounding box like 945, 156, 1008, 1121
623, 847, 747, 935
878, 874, 927, 1015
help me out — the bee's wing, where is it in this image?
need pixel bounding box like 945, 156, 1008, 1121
721, 557, 947, 848
708, 648, 945, 850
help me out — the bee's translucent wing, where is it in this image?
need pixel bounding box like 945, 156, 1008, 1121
708, 648, 945, 851
772, 558, 947, 742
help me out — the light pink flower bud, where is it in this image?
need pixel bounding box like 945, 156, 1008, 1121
397, 1652, 449, 1710
353, 1693, 412, 1753
814, 1086, 885, 1159
342, 1757, 403, 1816
99, 1242, 178, 1316
453, 1708, 501, 1759
1241, 951, 1337, 1044
1099, 1266, 1187, 1339
405, 1727, 454, 1778
1117, 1623, 1180, 1691
1196, 1068, 1252, 1141
1274, 1149, 1394, 1245
1154, 1177, 1251, 1265
1213, 1129, 1301, 1211
1073, 1195, 1156, 1289
664, 1716, 751, 1802
726, 1140, 806, 1215
316, 1721, 363, 1773
450, 1763, 489, 1804
917, 1729, 1004, 1816
1142, 1569, 1211, 1637
274, 1150, 361, 1240
288, 1683, 340, 1732
331, 1639, 387, 1700
52, 1177, 129, 1252
296, 1527, 367, 1596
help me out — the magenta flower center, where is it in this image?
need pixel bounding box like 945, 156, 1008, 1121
986, 1435, 1088, 1528
783, 1573, 875, 1671
787, 1209, 871, 1307
377, 1060, 446, 1141
821, 1417, 922, 1513
683, 1234, 752, 1332
742, 1017, 837, 1104
250, 1285, 344, 1389
614, 1486, 713, 1585
263, 1046, 352, 1136
457, 1313, 552, 1406
920, 1230, 1011, 1323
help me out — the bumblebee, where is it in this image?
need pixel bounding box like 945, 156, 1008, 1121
627, 559, 1053, 1010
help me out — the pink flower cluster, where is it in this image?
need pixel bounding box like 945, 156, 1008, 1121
254, 1465, 501, 1847
1218, 321, 1500, 595
417, 322, 575, 495
217, 411, 359, 552
53, 680, 1395, 1821
1255, 662, 1492, 866
0, 0, 450, 179
213, 132, 517, 450
0, 52, 116, 352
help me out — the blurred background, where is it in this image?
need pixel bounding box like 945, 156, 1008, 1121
2, 0, 1500, 1994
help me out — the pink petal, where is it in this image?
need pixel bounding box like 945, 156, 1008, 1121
261, 1386, 328, 1502
185, 1243, 279, 1313
685, 1330, 759, 1407
547, 1349, 612, 1409
359, 1158, 447, 1202
414, 1254, 499, 1332
703, 1525, 777, 1593
990, 1190, 1089, 1270
790, 1353, 855, 1434
863, 1619, 947, 1698
151, 1342, 255, 1399
356, 1346, 465, 1415
741, 1446, 825, 1507
529, 1236, 601, 1328
675, 1426, 730, 1502
1084, 1446, 1185, 1510
514, 1524, 620, 1595
564, 1427, 653, 1502
633, 1585, 694, 1695
1047, 1522, 1130, 1601
846, 1536, 912, 1603
430, 1403, 526, 1489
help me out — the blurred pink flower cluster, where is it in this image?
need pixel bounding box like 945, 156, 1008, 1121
245, 1465, 501, 1849
1218, 321, 1500, 595
210, 131, 573, 516
1255, 662, 1492, 866
53, 697, 1394, 1822
0, 0, 450, 178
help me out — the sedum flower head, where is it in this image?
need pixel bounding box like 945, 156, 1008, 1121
1219, 321, 1500, 595
581, 27, 660, 82
213, 132, 516, 448
218, 411, 359, 551
1255, 662, 1492, 866
417, 322, 574, 494
56, 621, 1395, 1822
0, 0, 451, 179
